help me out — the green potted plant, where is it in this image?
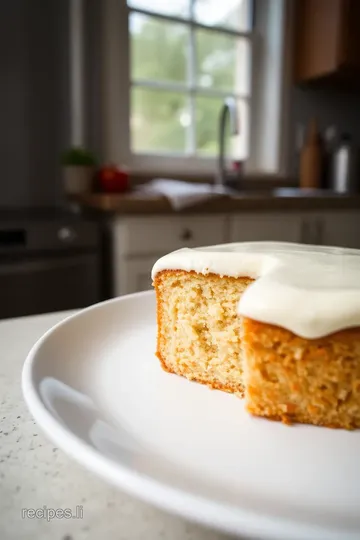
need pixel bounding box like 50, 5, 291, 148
61, 147, 97, 195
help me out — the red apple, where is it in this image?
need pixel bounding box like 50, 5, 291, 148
97, 165, 129, 193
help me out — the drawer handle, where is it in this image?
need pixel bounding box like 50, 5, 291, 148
58, 227, 76, 242
315, 220, 322, 244
180, 228, 193, 241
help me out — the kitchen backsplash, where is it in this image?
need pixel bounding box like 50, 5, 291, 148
289, 85, 360, 174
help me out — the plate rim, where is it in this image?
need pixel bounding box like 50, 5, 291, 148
21, 291, 360, 540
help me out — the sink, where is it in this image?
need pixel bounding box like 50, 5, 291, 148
220, 187, 275, 198
213, 184, 273, 198
231, 190, 275, 198
218, 186, 342, 199
273, 188, 342, 197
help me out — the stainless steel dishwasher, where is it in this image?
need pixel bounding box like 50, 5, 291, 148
0, 210, 102, 319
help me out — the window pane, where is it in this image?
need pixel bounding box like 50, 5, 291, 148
131, 87, 188, 153
196, 95, 248, 159
194, 0, 251, 31
130, 14, 188, 83
128, 0, 190, 18
196, 30, 250, 94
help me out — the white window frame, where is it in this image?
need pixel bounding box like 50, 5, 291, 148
71, 0, 291, 177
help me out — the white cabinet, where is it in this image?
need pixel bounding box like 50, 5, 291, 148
229, 211, 360, 248
115, 215, 228, 257
112, 215, 228, 296
229, 213, 303, 243
300, 211, 360, 248
119, 256, 158, 294
317, 211, 360, 249
112, 210, 360, 296
297, 216, 321, 245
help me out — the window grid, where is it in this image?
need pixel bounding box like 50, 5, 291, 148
187, 0, 196, 154
128, 1, 253, 158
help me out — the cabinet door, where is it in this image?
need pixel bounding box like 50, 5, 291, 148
319, 212, 360, 249
340, 0, 360, 69
229, 214, 303, 243
115, 256, 159, 296
295, 0, 343, 82
295, 0, 360, 82
117, 215, 228, 257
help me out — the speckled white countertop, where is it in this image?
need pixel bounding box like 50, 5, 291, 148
0, 312, 238, 540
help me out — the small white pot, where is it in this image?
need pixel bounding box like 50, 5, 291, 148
63, 165, 94, 195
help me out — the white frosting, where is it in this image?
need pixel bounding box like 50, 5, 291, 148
151, 242, 360, 339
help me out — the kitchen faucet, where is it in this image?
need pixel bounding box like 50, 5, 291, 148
216, 97, 239, 190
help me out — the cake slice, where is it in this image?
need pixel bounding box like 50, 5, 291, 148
152, 242, 360, 429
241, 318, 360, 429
154, 270, 252, 395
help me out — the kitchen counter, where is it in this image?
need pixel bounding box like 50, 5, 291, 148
71, 189, 360, 215
0, 312, 234, 540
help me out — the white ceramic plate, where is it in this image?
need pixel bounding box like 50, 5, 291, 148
22, 291, 360, 540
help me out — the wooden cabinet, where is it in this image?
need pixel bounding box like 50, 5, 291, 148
229, 214, 303, 243
295, 0, 360, 83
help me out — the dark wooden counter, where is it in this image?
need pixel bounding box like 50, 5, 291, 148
70, 190, 360, 215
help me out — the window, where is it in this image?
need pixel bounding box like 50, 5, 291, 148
127, 0, 253, 166
97, 0, 288, 175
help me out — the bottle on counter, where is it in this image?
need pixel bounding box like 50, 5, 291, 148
299, 119, 323, 190
330, 134, 360, 194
